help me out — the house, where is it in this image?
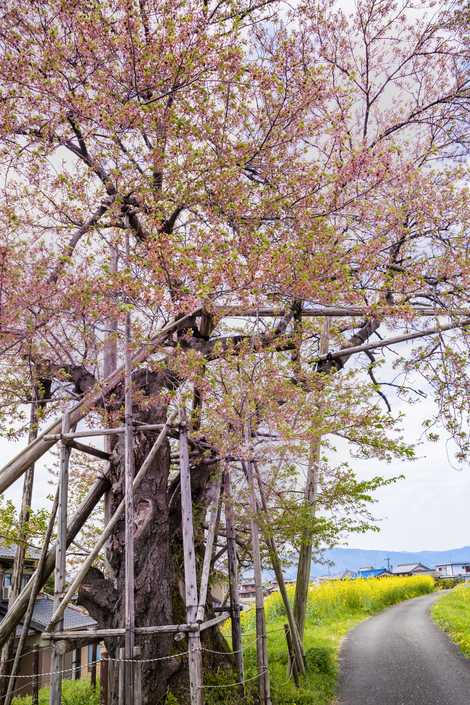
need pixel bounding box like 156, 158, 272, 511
0, 544, 99, 695
391, 562, 434, 577
0, 544, 42, 600
435, 562, 470, 579
341, 567, 391, 579
239, 580, 276, 603
357, 566, 392, 579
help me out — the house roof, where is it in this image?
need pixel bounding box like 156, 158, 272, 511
0, 593, 96, 632
357, 568, 390, 578
435, 562, 470, 568
391, 563, 431, 573
0, 544, 42, 562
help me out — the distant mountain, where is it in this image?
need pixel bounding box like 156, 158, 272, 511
280, 546, 470, 579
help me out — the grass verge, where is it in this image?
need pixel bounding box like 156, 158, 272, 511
432, 583, 470, 657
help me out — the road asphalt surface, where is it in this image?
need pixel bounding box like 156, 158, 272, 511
338, 591, 470, 705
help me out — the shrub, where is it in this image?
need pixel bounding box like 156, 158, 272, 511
12, 678, 99, 705
304, 646, 334, 674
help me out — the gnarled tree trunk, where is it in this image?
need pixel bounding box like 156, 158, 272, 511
78, 382, 230, 705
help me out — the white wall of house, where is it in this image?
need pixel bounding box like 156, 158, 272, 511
436, 564, 470, 578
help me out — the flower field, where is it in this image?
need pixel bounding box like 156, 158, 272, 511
240, 574, 435, 631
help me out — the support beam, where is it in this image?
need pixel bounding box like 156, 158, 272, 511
243, 424, 272, 705
253, 462, 305, 675
314, 317, 470, 364
216, 305, 470, 318
0, 389, 39, 702
224, 468, 245, 693
196, 473, 222, 623
50, 411, 71, 705
180, 407, 204, 705
65, 439, 111, 461
47, 411, 177, 630
3, 487, 59, 705
0, 310, 201, 495
123, 285, 136, 705
41, 623, 198, 640
199, 613, 230, 631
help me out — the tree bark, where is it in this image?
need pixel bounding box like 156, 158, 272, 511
78, 388, 231, 705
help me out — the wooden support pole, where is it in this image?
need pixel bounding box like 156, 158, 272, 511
294, 319, 329, 641
100, 651, 109, 705
283, 625, 300, 688
1, 389, 39, 703
65, 439, 111, 461
243, 429, 271, 705
0, 311, 201, 495
47, 414, 176, 630
118, 648, 125, 705
216, 304, 470, 318
90, 644, 98, 690
199, 613, 230, 631
3, 488, 59, 705
73, 649, 81, 680
32, 646, 39, 705
0, 475, 108, 649
123, 280, 136, 705
179, 407, 204, 705
196, 473, 222, 623
224, 468, 245, 694
253, 462, 305, 675
133, 646, 142, 705
50, 411, 71, 705
42, 622, 198, 640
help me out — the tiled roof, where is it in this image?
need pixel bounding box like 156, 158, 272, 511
30, 595, 97, 631
0, 594, 96, 632
391, 563, 431, 573
0, 544, 42, 561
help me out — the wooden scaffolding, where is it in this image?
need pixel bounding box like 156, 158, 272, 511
0, 309, 308, 705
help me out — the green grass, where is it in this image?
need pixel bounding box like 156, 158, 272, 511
432, 584, 470, 657
12, 678, 99, 705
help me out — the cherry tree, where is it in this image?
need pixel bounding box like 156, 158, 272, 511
0, 0, 468, 702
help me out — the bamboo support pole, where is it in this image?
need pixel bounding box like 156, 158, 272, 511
179, 407, 204, 705
47, 412, 176, 630
223, 468, 245, 693
50, 412, 71, 705
0, 311, 200, 495
0, 475, 108, 649
196, 474, 222, 623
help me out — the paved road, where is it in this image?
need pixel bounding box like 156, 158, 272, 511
338, 592, 470, 705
